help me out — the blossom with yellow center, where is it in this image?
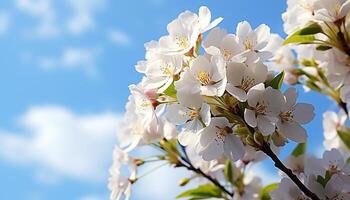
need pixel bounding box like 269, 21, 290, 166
187, 109, 200, 120
244, 39, 254, 50
222, 49, 232, 60
280, 110, 294, 123
240, 77, 255, 91
161, 65, 173, 76
256, 102, 267, 114
197, 71, 211, 85
175, 36, 190, 49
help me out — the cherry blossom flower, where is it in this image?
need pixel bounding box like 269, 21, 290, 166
276, 88, 315, 143
175, 55, 227, 98
284, 154, 306, 176
136, 54, 183, 93
159, 6, 223, 55
108, 147, 137, 200
323, 111, 349, 155
166, 102, 210, 132
226, 61, 268, 102
282, 0, 317, 34
314, 0, 350, 22
270, 177, 311, 200
203, 27, 245, 62
196, 117, 245, 161
233, 174, 262, 200
244, 84, 285, 135
235, 21, 274, 62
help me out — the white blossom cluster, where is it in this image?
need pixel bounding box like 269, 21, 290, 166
272, 148, 350, 200
271, 0, 350, 109
108, 2, 350, 200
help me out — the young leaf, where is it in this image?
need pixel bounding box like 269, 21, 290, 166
259, 183, 278, 200
284, 35, 316, 45
176, 184, 223, 199
316, 45, 332, 51
298, 23, 323, 35
292, 143, 307, 157
283, 23, 323, 45
267, 71, 285, 89
224, 160, 234, 184
164, 82, 177, 98
337, 130, 350, 150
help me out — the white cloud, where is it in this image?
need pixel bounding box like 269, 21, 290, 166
0, 105, 120, 182
66, 0, 106, 35
0, 11, 10, 34
108, 29, 131, 46
38, 47, 101, 76
15, 0, 60, 38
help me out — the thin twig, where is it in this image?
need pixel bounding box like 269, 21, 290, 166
259, 142, 321, 200
178, 144, 233, 197
178, 157, 233, 197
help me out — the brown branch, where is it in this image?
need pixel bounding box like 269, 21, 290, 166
259, 142, 320, 200
178, 145, 233, 197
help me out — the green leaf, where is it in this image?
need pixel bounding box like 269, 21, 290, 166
267, 71, 285, 89
224, 160, 234, 184
292, 143, 307, 157
337, 130, 350, 150
176, 184, 223, 199
316, 171, 333, 187
163, 82, 177, 98
259, 183, 278, 200
298, 23, 323, 35
316, 45, 332, 51
283, 23, 322, 45
347, 156, 350, 164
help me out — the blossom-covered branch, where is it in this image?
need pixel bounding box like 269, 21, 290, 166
108, 2, 350, 200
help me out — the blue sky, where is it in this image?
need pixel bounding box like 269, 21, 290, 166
0, 0, 338, 200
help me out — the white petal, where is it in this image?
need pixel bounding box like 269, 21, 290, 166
293, 103, 315, 124
323, 148, 345, 169
340, 0, 350, 18
198, 6, 211, 28
223, 134, 245, 161
226, 62, 246, 86
255, 24, 270, 50
277, 121, 307, 143
257, 115, 276, 135
166, 104, 189, 124
244, 109, 257, 128
178, 131, 198, 146
198, 141, 223, 161
236, 21, 252, 42
226, 84, 247, 102
264, 87, 285, 116
162, 120, 177, 140
283, 87, 297, 111
247, 83, 265, 107
200, 103, 211, 126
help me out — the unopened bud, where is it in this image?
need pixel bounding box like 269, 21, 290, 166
271, 132, 288, 147
235, 126, 249, 136
179, 178, 191, 186
245, 135, 258, 147
128, 178, 137, 184
253, 132, 264, 146
134, 159, 145, 166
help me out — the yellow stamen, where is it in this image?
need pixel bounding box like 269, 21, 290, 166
176, 36, 189, 49
197, 71, 211, 85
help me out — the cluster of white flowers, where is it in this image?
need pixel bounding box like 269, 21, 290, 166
271, 0, 350, 109
272, 148, 350, 200
108, 2, 350, 200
